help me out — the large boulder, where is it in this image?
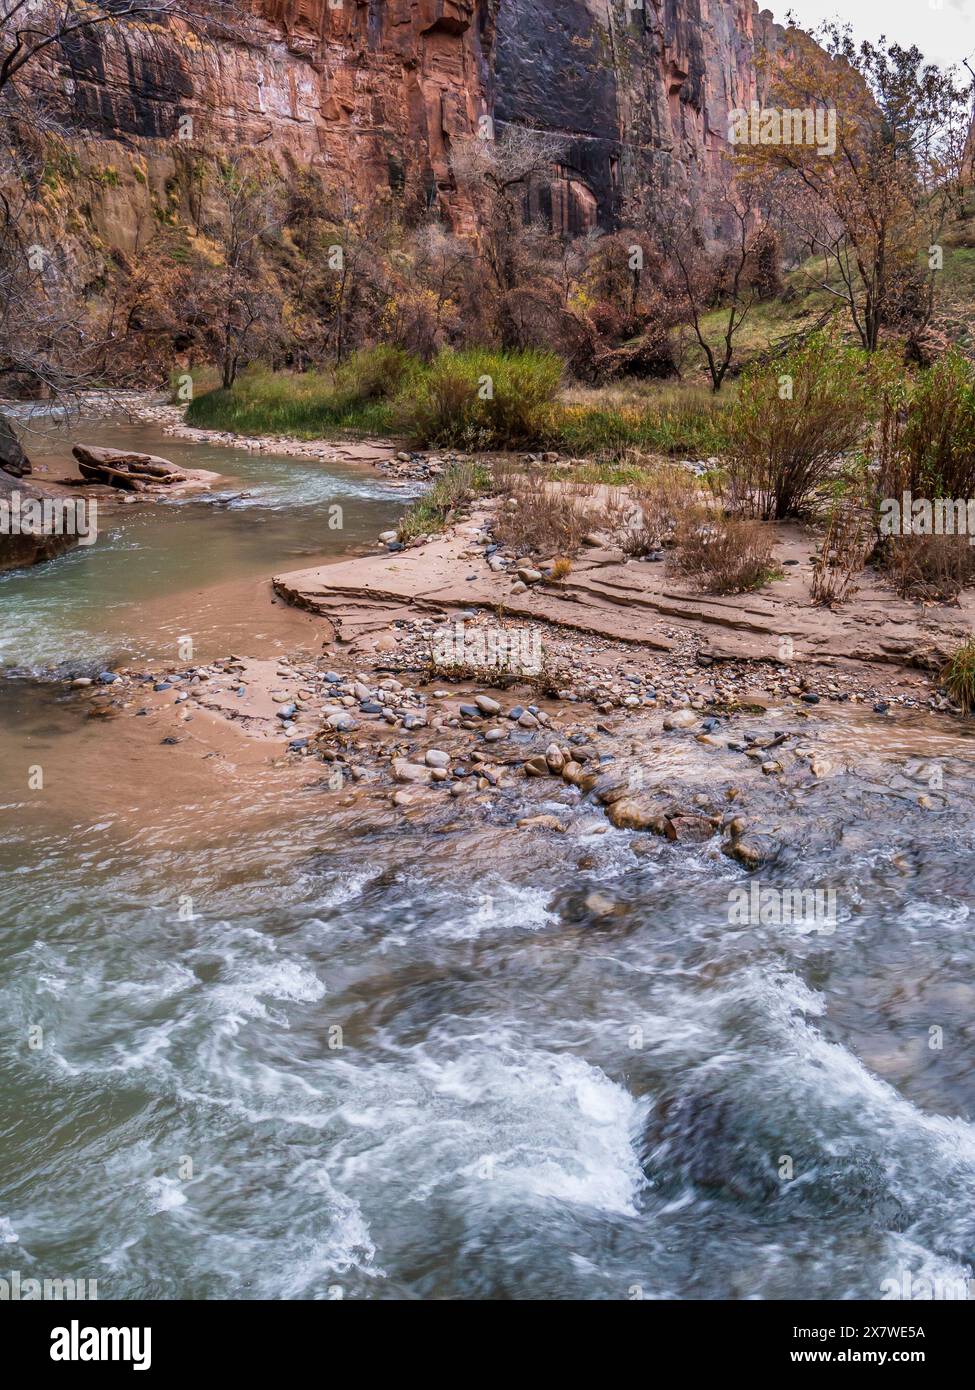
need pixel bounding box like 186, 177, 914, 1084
1, 410, 78, 569
0, 410, 31, 478
0, 467, 78, 571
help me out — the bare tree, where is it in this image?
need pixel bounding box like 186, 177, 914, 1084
196, 158, 285, 389
654, 193, 760, 392
739, 24, 973, 351
451, 122, 569, 346
0, 0, 255, 96
0, 0, 182, 95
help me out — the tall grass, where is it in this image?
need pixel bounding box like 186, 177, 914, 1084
183, 348, 735, 458
185, 346, 412, 436
396, 460, 493, 542
555, 386, 730, 459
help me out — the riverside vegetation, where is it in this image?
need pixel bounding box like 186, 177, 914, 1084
185, 338, 975, 649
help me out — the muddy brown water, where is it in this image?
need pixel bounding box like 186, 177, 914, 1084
1, 410, 975, 1300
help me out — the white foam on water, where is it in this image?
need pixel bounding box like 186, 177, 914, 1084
731, 969, 975, 1221
899, 897, 971, 933
226, 471, 424, 511
267, 1162, 381, 1294
299, 866, 375, 915
878, 1233, 974, 1299
144, 1176, 189, 1214
208, 956, 326, 1034
0, 1216, 20, 1244
335, 1034, 647, 1219
430, 881, 560, 941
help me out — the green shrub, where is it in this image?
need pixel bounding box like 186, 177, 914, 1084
874, 353, 975, 598
333, 345, 415, 405
893, 351, 975, 500
397, 460, 493, 542
396, 349, 563, 448
724, 334, 873, 519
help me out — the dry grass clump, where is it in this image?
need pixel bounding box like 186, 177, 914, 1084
671, 513, 778, 594
941, 637, 975, 713
619, 463, 698, 557
488, 457, 776, 595
883, 535, 975, 602
491, 467, 606, 557
810, 504, 870, 605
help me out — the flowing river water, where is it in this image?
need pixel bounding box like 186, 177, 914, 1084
2, 412, 975, 1300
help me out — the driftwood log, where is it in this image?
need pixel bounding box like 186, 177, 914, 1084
72, 444, 187, 491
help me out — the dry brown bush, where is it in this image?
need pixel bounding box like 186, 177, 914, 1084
883, 535, 975, 602
672, 513, 777, 594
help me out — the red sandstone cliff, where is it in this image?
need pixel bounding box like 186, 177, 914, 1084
10, 0, 802, 248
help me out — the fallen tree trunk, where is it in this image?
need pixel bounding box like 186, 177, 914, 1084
72, 444, 186, 490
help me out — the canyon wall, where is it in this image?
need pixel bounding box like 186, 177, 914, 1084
497, 0, 789, 235
35, 1, 498, 248
18, 0, 793, 250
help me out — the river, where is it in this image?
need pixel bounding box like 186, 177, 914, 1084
2, 412, 975, 1300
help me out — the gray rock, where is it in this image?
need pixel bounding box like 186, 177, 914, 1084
392, 758, 434, 784
663, 709, 697, 731
0, 412, 31, 477
326, 712, 357, 732
0, 449, 78, 571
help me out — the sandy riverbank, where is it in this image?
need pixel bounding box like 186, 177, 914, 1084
44, 477, 967, 865
19, 396, 972, 847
